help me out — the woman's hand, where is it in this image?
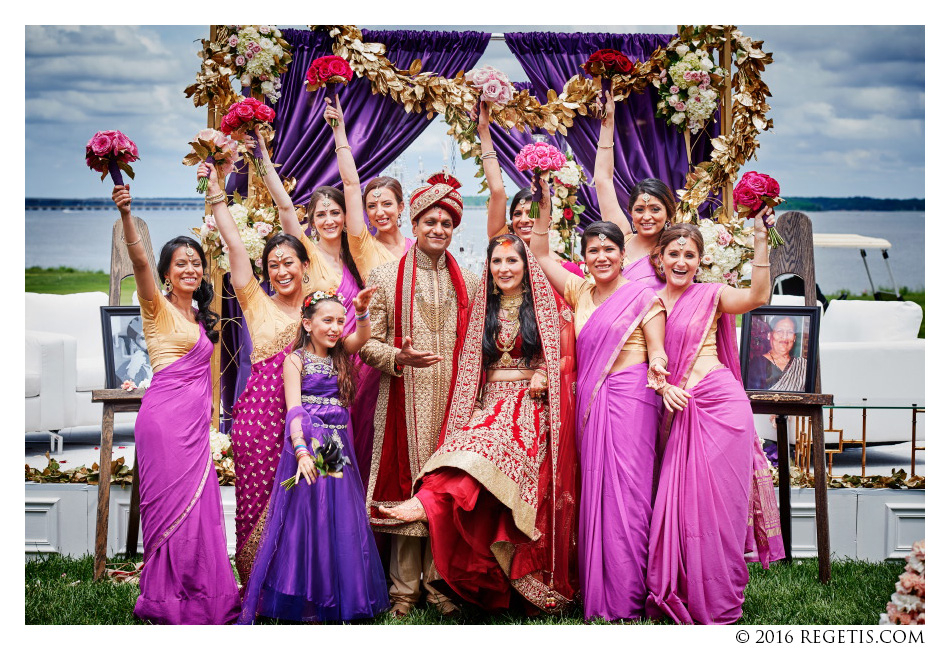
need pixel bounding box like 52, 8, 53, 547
529, 370, 548, 400
197, 161, 222, 194
530, 175, 551, 210
352, 285, 379, 314
476, 100, 490, 137
752, 205, 776, 241
295, 452, 316, 486
112, 184, 132, 217
647, 360, 670, 391
603, 86, 616, 121
324, 96, 345, 130
660, 384, 691, 413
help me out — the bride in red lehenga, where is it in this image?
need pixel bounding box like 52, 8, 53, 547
380, 234, 578, 613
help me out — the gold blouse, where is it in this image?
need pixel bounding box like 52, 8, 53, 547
349, 226, 405, 280
563, 276, 664, 352
234, 279, 299, 364
698, 312, 721, 357
298, 233, 341, 296
139, 288, 200, 373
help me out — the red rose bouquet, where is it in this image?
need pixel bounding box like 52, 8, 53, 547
183, 129, 241, 193
514, 142, 568, 220
306, 55, 354, 126
583, 49, 634, 92
86, 130, 139, 185
220, 97, 276, 177
733, 170, 785, 247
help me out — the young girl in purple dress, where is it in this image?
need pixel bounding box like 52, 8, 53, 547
238, 288, 389, 624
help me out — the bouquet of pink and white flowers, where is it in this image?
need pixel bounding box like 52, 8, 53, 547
228, 25, 290, 103
880, 540, 924, 625
695, 217, 754, 287
182, 129, 241, 193
193, 193, 282, 274
464, 66, 515, 108
221, 97, 276, 177
655, 43, 723, 135
86, 130, 139, 185
515, 142, 567, 220
734, 170, 785, 247
306, 55, 354, 126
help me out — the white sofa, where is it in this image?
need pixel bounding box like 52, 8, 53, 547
25, 330, 74, 432
756, 298, 925, 445
25, 292, 137, 433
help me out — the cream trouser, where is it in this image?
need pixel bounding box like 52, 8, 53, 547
388, 534, 454, 608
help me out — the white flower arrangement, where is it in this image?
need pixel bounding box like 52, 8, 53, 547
220, 26, 291, 104
548, 155, 587, 266
192, 195, 285, 277
654, 43, 723, 135
694, 216, 754, 287
209, 426, 232, 462
880, 540, 925, 625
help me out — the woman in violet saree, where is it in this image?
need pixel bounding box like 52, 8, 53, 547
324, 98, 415, 489
646, 220, 786, 625
593, 91, 670, 291
529, 182, 671, 622
239, 290, 388, 624
111, 186, 239, 624
380, 234, 579, 612
200, 158, 359, 585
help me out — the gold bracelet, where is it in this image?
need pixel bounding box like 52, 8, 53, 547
481, 151, 497, 159
204, 191, 226, 204
207, 195, 227, 206
597, 142, 614, 149
752, 262, 771, 268
531, 228, 550, 236
335, 144, 351, 152
121, 233, 142, 247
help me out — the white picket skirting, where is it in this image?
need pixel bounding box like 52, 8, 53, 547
25, 484, 924, 562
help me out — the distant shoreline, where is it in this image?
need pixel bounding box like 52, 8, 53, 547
25, 196, 925, 212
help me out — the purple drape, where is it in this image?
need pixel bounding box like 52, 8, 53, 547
504, 32, 718, 224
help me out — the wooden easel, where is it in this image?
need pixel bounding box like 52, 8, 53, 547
747, 210, 832, 583
92, 217, 159, 579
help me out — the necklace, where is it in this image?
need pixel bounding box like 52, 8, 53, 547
303, 349, 337, 375
593, 281, 623, 307
496, 319, 520, 366
499, 291, 524, 321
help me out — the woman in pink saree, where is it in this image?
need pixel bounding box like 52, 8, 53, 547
646, 218, 785, 625
111, 186, 239, 624
530, 181, 670, 621
593, 91, 669, 291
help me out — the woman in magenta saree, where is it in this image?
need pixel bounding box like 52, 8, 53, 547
529, 183, 670, 621
593, 91, 669, 292
646, 221, 785, 625
112, 186, 239, 624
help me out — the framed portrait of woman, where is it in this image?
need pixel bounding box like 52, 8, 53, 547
100, 305, 153, 389
740, 305, 821, 393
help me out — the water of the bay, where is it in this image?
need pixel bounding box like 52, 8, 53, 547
26, 208, 924, 293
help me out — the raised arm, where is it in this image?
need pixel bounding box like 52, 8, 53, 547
342, 285, 378, 355
718, 206, 775, 314
283, 352, 317, 485
593, 90, 632, 237
527, 176, 574, 296
324, 96, 365, 238
198, 162, 254, 291
477, 101, 509, 238
111, 184, 157, 303
252, 124, 303, 239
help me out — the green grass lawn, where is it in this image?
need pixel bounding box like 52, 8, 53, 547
25, 554, 900, 625
26, 266, 136, 304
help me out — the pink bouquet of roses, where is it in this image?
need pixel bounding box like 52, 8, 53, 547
221, 97, 276, 177
183, 129, 241, 194
733, 170, 785, 247
306, 55, 354, 126
464, 66, 515, 108
86, 130, 139, 185
515, 142, 567, 220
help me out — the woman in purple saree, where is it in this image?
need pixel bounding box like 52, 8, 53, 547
646, 220, 785, 625
112, 186, 239, 624
201, 156, 362, 586
530, 182, 670, 621
593, 91, 670, 291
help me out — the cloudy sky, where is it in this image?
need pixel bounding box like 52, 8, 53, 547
24, 25, 924, 199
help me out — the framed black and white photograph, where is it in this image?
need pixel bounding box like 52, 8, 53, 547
740, 305, 821, 393
100, 306, 153, 389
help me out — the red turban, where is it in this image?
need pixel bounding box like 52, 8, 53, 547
409, 173, 463, 226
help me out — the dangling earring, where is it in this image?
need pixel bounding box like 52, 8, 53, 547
621, 258, 626, 270
302, 272, 311, 284
163, 278, 172, 292
492, 282, 499, 295
664, 221, 671, 230
397, 215, 404, 227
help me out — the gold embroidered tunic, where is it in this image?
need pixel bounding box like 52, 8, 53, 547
138, 287, 200, 373
360, 247, 479, 536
